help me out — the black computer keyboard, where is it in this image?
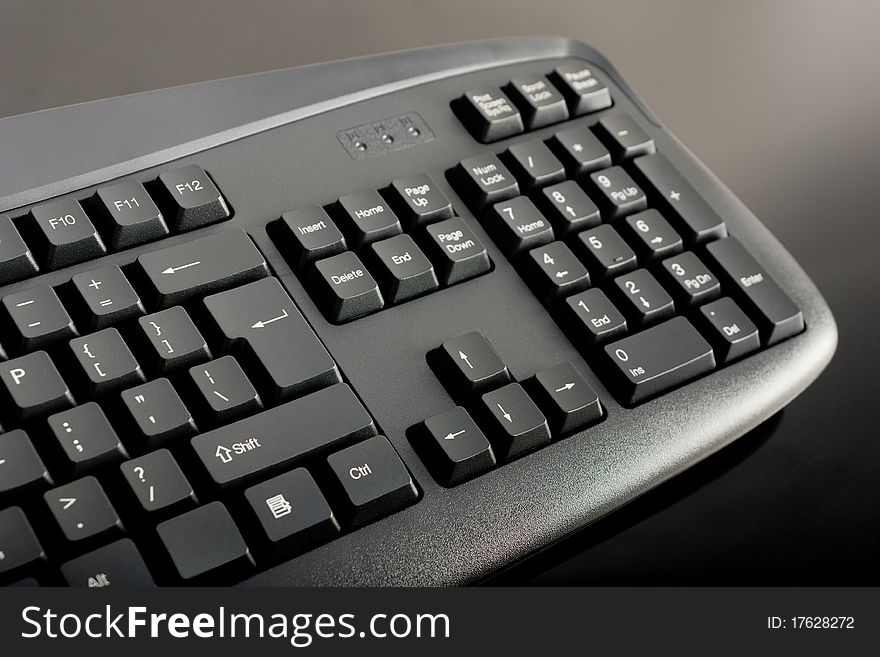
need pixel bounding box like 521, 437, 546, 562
0, 37, 836, 586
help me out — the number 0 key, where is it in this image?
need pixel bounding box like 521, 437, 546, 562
602, 316, 715, 405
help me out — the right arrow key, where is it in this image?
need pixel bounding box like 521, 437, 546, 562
531, 363, 603, 435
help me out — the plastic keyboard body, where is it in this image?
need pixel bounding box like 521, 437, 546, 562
0, 37, 836, 586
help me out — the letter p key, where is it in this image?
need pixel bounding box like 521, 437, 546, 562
9, 368, 26, 385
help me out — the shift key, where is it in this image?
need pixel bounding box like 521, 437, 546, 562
136, 229, 268, 307
191, 383, 377, 488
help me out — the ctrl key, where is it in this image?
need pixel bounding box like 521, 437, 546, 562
328, 436, 418, 527
312, 251, 384, 322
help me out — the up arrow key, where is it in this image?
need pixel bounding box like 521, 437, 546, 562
555, 382, 575, 392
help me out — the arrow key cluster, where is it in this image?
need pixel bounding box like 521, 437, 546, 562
418, 331, 603, 485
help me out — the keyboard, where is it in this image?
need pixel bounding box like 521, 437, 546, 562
0, 37, 836, 586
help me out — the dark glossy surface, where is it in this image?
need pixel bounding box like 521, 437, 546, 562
1, 0, 875, 583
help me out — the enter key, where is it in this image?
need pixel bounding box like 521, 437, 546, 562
203, 277, 341, 401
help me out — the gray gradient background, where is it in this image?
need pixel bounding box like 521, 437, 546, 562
1, 0, 876, 583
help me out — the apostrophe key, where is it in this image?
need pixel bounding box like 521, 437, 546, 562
120, 378, 197, 449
